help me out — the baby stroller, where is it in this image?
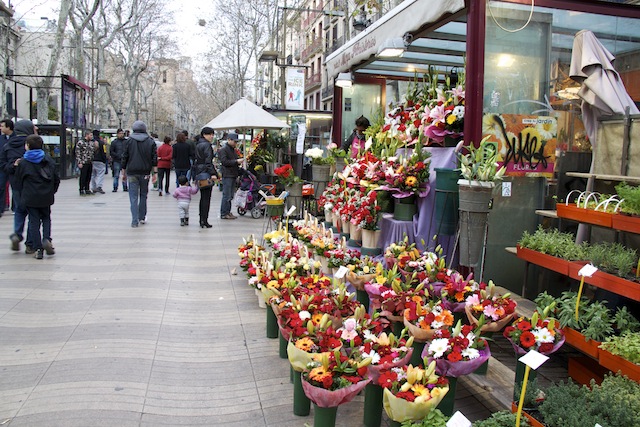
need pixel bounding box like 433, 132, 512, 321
235, 170, 276, 218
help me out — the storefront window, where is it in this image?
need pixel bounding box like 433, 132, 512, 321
341, 84, 382, 143
484, 2, 640, 155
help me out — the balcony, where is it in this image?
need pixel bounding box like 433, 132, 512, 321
301, 1, 324, 28
305, 72, 322, 93
321, 84, 334, 101
324, 35, 345, 57
300, 37, 324, 63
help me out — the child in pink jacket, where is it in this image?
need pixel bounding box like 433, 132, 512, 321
172, 175, 198, 226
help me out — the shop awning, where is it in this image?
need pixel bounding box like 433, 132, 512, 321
325, 0, 466, 81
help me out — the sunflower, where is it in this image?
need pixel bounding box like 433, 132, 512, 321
295, 337, 316, 352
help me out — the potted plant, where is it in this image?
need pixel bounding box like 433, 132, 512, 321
474, 411, 531, 427
306, 146, 335, 182
599, 332, 640, 381
556, 190, 620, 227
613, 182, 640, 232
274, 163, 303, 211
517, 226, 588, 275
326, 143, 348, 174
457, 136, 505, 268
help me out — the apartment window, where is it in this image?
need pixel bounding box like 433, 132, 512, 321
162, 70, 167, 83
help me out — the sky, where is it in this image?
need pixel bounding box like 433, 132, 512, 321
12, 0, 211, 59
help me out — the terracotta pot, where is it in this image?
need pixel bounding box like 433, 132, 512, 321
516, 245, 571, 276
564, 327, 600, 359
556, 203, 613, 228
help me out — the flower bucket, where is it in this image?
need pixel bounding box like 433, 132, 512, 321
394, 195, 417, 221
361, 229, 381, 250
319, 256, 331, 275
364, 383, 384, 427
312, 164, 332, 182
293, 369, 311, 416
325, 209, 333, 223
335, 157, 346, 174
313, 405, 337, 427
377, 190, 395, 214
332, 215, 341, 232
458, 180, 494, 268
341, 220, 351, 238
266, 305, 278, 338
286, 182, 303, 212
349, 226, 362, 246
434, 168, 461, 235
436, 376, 457, 416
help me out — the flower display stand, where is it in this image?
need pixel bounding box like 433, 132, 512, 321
286, 182, 303, 213
436, 376, 457, 416
394, 195, 417, 221
293, 370, 311, 416
556, 203, 613, 228
363, 383, 384, 427
434, 168, 461, 235
458, 180, 493, 270
516, 245, 570, 276
266, 305, 279, 339
612, 213, 640, 233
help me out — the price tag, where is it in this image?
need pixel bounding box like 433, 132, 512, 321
286, 206, 296, 216
446, 411, 472, 427
519, 350, 549, 370
578, 263, 598, 277
334, 266, 349, 279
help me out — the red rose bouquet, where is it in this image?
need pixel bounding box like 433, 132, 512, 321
351, 189, 380, 230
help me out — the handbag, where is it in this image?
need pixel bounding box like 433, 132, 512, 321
195, 172, 214, 189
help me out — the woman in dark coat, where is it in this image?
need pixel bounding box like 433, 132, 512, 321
193, 127, 219, 228
172, 132, 192, 188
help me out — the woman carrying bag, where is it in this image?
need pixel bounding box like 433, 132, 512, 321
193, 127, 219, 228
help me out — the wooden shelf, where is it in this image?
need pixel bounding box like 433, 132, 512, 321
535, 209, 558, 218
565, 172, 640, 183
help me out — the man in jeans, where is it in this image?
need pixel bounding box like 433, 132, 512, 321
218, 132, 242, 220
109, 128, 128, 192
122, 121, 157, 227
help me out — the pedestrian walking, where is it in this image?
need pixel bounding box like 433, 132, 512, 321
193, 127, 219, 227
90, 130, 107, 194
218, 132, 242, 220
14, 135, 60, 259
76, 131, 96, 195
157, 136, 173, 196
0, 119, 35, 253
122, 120, 157, 228
172, 132, 192, 188
109, 128, 128, 192
172, 175, 198, 226
0, 118, 14, 216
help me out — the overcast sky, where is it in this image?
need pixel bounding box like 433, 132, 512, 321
12, 0, 210, 59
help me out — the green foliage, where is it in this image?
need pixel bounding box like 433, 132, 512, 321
265, 133, 288, 151
600, 331, 640, 364
534, 292, 557, 313
539, 375, 640, 427
514, 378, 543, 408
615, 182, 640, 215
554, 291, 612, 341
518, 226, 588, 260
472, 411, 529, 427
584, 242, 637, 277
613, 306, 640, 333
400, 409, 449, 427
458, 136, 506, 182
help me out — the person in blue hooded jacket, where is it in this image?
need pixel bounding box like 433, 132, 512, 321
14, 135, 60, 259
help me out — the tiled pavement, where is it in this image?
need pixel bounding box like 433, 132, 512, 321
0, 177, 563, 426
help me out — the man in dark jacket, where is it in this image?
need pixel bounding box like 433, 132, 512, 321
0, 118, 13, 216
122, 120, 158, 227
14, 135, 60, 259
0, 119, 35, 252
91, 130, 107, 194
109, 128, 128, 192
172, 132, 193, 187
218, 132, 243, 219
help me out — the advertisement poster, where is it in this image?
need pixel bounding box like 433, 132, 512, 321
285, 68, 305, 110
483, 113, 557, 177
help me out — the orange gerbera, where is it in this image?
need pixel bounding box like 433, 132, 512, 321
309, 365, 332, 383
405, 176, 418, 187
311, 313, 324, 325
295, 337, 315, 352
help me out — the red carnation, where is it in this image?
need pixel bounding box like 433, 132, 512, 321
447, 351, 463, 362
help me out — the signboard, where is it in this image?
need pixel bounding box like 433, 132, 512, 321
483, 113, 557, 177
285, 68, 305, 110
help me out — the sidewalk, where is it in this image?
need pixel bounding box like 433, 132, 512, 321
0, 177, 500, 426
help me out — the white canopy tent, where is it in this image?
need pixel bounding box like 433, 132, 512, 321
204, 98, 290, 130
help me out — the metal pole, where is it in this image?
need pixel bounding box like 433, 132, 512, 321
280, 0, 287, 108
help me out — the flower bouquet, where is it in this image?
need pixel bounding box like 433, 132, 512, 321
305, 146, 335, 165
464, 281, 517, 333
274, 163, 303, 187
351, 188, 380, 231
335, 306, 385, 348
503, 305, 565, 356
379, 148, 431, 199
385, 238, 421, 269
422, 85, 465, 145
440, 271, 484, 313
422, 320, 491, 378
288, 313, 343, 372
403, 300, 454, 343
237, 235, 263, 277
345, 256, 380, 291
361, 330, 414, 383
379, 360, 450, 423
324, 247, 361, 270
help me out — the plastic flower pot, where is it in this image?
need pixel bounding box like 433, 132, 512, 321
313, 404, 338, 427
434, 168, 461, 235
436, 376, 457, 416
356, 289, 370, 313
393, 195, 417, 221
516, 245, 571, 276
363, 383, 384, 427
266, 305, 278, 339
279, 330, 288, 359
293, 369, 311, 416
564, 327, 600, 359
312, 164, 332, 182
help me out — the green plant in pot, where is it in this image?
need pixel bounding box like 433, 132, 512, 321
457, 135, 506, 186
584, 241, 638, 278
615, 182, 640, 215
471, 411, 530, 427
600, 331, 640, 364
518, 226, 588, 261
